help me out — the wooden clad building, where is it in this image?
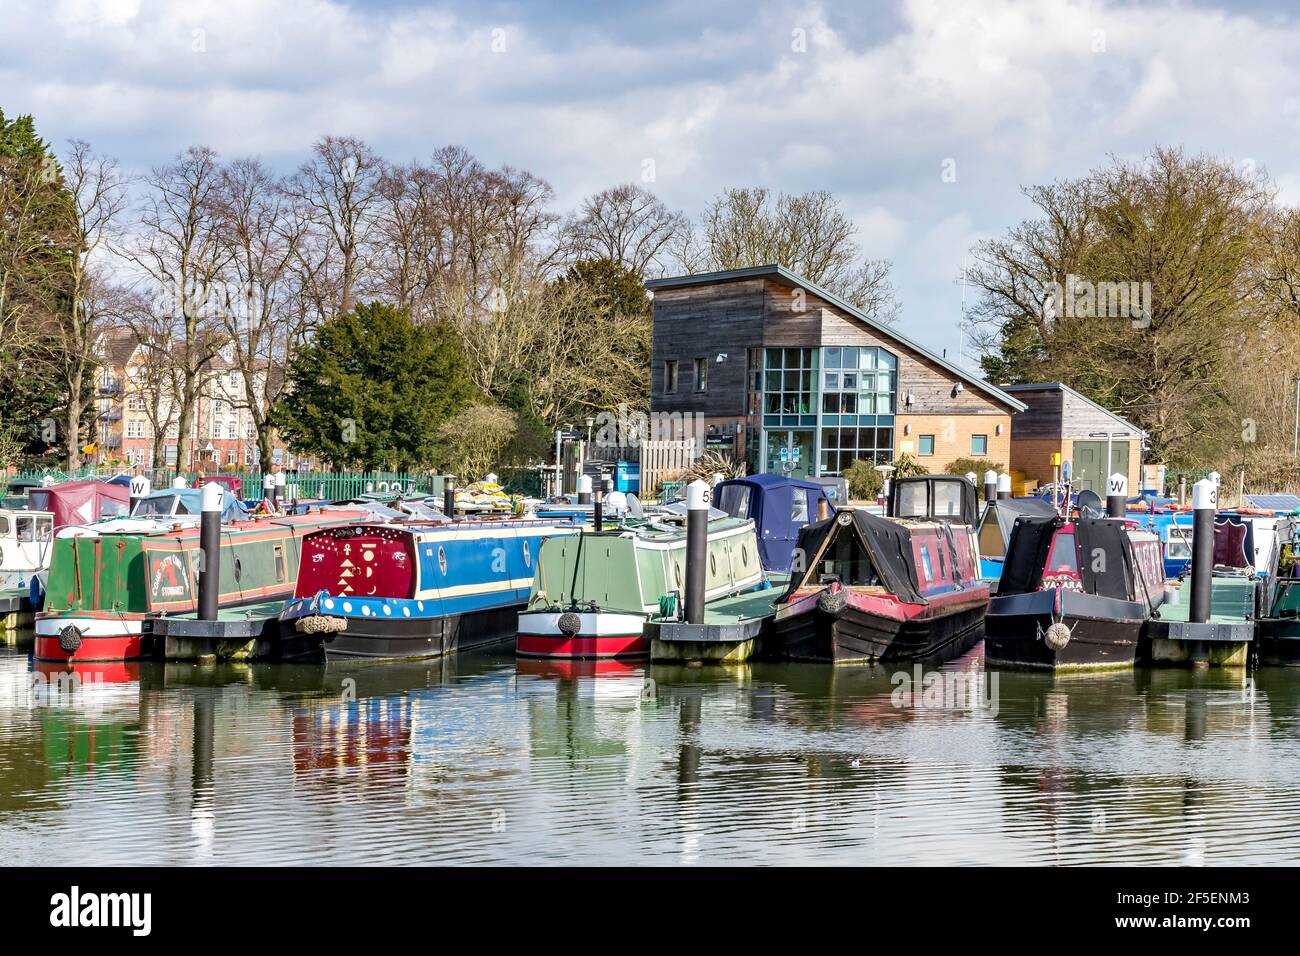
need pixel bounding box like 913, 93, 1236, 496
1002, 382, 1145, 493
645, 265, 1026, 479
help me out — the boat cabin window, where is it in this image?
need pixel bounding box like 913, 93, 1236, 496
0, 515, 8, 537
718, 485, 751, 519
978, 511, 1004, 558
1165, 536, 1191, 560
134, 496, 178, 517
791, 490, 809, 523
273, 545, 287, 583
896, 483, 928, 519
816, 533, 880, 587
13, 515, 48, 542
28, 491, 51, 511
101, 498, 129, 518
932, 483, 963, 519
1047, 533, 1078, 573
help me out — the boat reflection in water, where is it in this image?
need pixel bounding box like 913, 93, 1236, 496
6, 641, 1300, 864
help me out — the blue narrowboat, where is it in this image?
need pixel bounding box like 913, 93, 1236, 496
712, 474, 831, 573
280, 519, 578, 658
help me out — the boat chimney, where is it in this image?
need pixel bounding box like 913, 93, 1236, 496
577, 474, 592, 505
685, 479, 710, 625
996, 473, 1011, 500
198, 481, 223, 622
983, 470, 998, 503
443, 478, 456, 519
1106, 472, 1128, 519
1189, 478, 1217, 625
129, 475, 151, 516
593, 483, 604, 533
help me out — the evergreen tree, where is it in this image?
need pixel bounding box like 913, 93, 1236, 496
272, 302, 475, 470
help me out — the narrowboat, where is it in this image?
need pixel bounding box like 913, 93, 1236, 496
1257, 514, 1300, 665
0, 506, 55, 590
984, 512, 1166, 669
34, 495, 366, 662
516, 513, 771, 660
279, 518, 579, 659
767, 475, 989, 664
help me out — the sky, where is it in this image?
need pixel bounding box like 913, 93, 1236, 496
3, 0, 1299, 369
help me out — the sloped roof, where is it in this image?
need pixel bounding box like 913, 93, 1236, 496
1000, 382, 1147, 439
645, 264, 1027, 412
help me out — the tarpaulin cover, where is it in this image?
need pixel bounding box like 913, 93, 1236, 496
998, 514, 1060, 596
1075, 517, 1135, 600
714, 473, 829, 573
26, 480, 130, 530
783, 509, 926, 605
130, 488, 249, 523
991, 497, 1058, 546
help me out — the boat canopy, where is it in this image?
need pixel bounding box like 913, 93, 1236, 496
783, 510, 929, 605
978, 496, 1058, 558
714, 473, 829, 572
26, 479, 130, 530
889, 475, 979, 526
130, 488, 249, 523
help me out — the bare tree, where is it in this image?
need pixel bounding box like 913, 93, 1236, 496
60, 139, 128, 469
560, 183, 686, 278
285, 135, 382, 316
128, 145, 233, 472
680, 187, 899, 321
213, 157, 310, 472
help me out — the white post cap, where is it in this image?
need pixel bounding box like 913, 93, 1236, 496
263, 474, 275, 490
130, 475, 151, 497
711, 472, 724, 486
996, 473, 1012, 493
1192, 478, 1218, 510
201, 481, 224, 513
983, 470, 998, 485
1208, 471, 1221, 485
686, 478, 710, 511
577, 474, 592, 493
274, 472, 286, 488
171, 476, 187, 489
1107, 472, 1128, 496
965, 472, 977, 483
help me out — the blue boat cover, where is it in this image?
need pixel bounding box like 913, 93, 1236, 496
714, 473, 829, 572
131, 488, 250, 523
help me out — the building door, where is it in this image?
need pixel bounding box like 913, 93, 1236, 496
764, 429, 814, 479
1073, 441, 1130, 493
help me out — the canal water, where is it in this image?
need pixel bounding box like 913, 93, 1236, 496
3, 635, 1300, 865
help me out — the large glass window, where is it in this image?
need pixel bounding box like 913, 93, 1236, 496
817, 346, 897, 474
762, 348, 817, 426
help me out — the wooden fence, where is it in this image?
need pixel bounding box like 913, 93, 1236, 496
641, 439, 699, 498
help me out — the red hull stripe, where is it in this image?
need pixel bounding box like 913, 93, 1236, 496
34, 635, 144, 663
516, 633, 649, 659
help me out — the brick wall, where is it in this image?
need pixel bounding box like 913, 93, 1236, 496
896, 413, 1011, 471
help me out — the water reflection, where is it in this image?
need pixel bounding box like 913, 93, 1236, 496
2, 639, 1300, 864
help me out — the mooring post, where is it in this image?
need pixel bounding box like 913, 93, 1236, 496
577, 474, 592, 505
129, 475, 151, 516
1189, 478, 1217, 625
1107, 472, 1128, 519
443, 479, 455, 518
983, 470, 997, 504
198, 481, 222, 622
996, 473, 1011, 500
172, 476, 187, 489
262, 474, 275, 509
685, 479, 709, 625
274, 472, 285, 511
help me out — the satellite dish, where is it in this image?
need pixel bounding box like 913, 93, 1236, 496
626, 494, 644, 519
1077, 489, 1103, 512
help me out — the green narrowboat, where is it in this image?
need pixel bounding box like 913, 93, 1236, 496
35, 503, 367, 662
